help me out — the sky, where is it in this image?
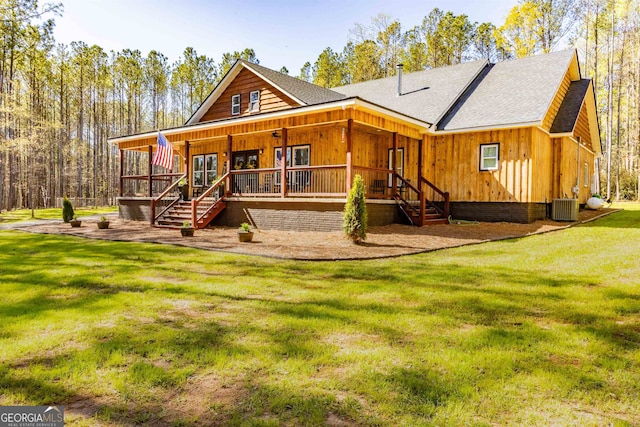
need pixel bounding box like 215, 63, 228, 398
52, 0, 520, 73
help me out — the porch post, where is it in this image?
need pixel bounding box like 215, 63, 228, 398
391, 132, 398, 193
184, 140, 190, 179
119, 148, 124, 197
148, 145, 153, 197
346, 119, 353, 193
281, 128, 288, 198
418, 135, 425, 226
226, 135, 232, 196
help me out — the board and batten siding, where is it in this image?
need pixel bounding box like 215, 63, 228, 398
542, 70, 572, 131
199, 68, 300, 123
424, 128, 538, 203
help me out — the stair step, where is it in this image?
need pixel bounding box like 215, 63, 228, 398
422, 218, 449, 225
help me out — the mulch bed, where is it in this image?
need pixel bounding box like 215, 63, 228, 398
13, 209, 617, 261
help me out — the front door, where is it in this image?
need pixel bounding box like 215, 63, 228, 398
232, 150, 259, 193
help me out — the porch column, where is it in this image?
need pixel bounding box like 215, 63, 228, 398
119, 148, 124, 197
148, 145, 153, 197
226, 135, 232, 196
391, 132, 398, 192
184, 141, 190, 181
281, 128, 288, 198
418, 135, 425, 226
345, 119, 353, 193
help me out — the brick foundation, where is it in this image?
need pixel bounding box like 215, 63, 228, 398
449, 202, 547, 223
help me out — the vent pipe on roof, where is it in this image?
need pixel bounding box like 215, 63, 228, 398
397, 63, 403, 96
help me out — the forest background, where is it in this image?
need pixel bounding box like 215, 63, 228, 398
0, 0, 638, 210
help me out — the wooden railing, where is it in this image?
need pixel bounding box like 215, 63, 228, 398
191, 172, 229, 229
121, 172, 183, 197
353, 166, 393, 198
420, 177, 450, 219
150, 173, 187, 225
230, 165, 347, 197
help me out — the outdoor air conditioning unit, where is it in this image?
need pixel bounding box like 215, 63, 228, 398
552, 198, 578, 221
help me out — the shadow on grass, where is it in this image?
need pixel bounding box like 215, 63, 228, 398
1, 220, 639, 425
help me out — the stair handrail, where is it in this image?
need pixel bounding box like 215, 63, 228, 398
419, 176, 450, 218
151, 173, 187, 225
191, 172, 229, 228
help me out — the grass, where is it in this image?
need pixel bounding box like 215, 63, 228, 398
0, 206, 118, 224
0, 204, 638, 426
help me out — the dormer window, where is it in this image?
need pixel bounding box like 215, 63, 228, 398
249, 90, 260, 112
231, 94, 240, 115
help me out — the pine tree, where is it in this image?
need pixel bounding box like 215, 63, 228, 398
343, 175, 367, 244
62, 196, 74, 222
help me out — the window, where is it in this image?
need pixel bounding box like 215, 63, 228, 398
193, 155, 204, 187
231, 94, 240, 115
480, 143, 499, 171
584, 162, 589, 188
388, 148, 404, 187
205, 154, 218, 186
274, 147, 291, 167
249, 90, 260, 112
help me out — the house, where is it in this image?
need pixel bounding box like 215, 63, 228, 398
110, 49, 601, 231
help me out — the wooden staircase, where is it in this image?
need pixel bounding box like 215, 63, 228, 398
394, 174, 450, 226
395, 198, 448, 226
155, 199, 226, 229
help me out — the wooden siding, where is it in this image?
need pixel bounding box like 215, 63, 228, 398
542, 70, 572, 130
573, 101, 593, 150
424, 128, 537, 203
551, 136, 595, 203
199, 68, 300, 122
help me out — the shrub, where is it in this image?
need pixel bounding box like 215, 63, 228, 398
62, 197, 74, 223
343, 174, 367, 243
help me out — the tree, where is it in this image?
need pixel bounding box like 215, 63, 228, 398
312, 47, 345, 88
343, 175, 367, 243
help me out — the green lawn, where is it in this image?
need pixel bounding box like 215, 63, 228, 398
0, 206, 118, 224
0, 205, 638, 426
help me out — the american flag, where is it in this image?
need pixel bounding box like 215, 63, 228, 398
152, 132, 173, 170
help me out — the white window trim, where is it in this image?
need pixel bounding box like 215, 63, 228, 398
583, 162, 589, 188
193, 155, 205, 187
388, 148, 404, 187
249, 90, 260, 112
231, 94, 240, 115
480, 143, 499, 171
205, 153, 218, 186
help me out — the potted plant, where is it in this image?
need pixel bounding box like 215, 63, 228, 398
97, 215, 110, 229
237, 222, 254, 242
181, 220, 195, 237
178, 178, 189, 201
69, 217, 82, 227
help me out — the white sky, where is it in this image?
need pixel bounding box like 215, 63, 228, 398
52, 0, 519, 73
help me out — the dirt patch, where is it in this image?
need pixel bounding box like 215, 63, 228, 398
14, 209, 616, 261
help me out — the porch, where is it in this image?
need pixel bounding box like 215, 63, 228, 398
114, 107, 450, 230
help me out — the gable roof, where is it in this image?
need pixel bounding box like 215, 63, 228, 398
186, 60, 345, 125
550, 79, 591, 133
333, 60, 489, 125
437, 49, 578, 131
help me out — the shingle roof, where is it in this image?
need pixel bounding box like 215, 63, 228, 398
333, 60, 488, 124
438, 50, 577, 131
240, 60, 346, 105
549, 79, 591, 133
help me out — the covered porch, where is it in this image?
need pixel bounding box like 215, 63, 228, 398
112, 100, 450, 230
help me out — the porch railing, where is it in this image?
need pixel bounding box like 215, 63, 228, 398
191, 172, 228, 229
420, 177, 450, 219
353, 166, 393, 199
121, 172, 183, 197
150, 173, 187, 225
230, 165, 347, 197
